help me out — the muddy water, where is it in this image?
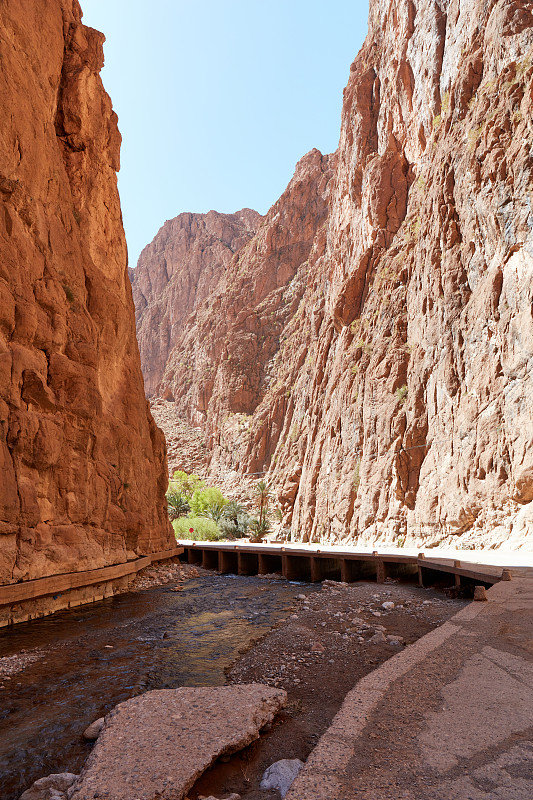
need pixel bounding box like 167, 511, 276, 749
0, 574, 317, 800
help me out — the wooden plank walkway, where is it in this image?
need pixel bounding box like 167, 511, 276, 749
178, 540, 532, 586
0, 545, 184, 608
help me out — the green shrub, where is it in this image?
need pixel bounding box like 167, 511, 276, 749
166, 489, 190, 521
62, 284, 74, 303
169, 470, 205, 500
395, 384, 408, 405
219, 501, 251, 539
172, 516, 222, 541
200, 497, 227, 524
248, 516, 272, 543
190, 486, 228, 516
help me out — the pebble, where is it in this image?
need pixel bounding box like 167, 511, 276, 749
198, 794, 241, 800
261, 759, 304, 798
382, 601, 395, 610
83, 717, 105, 741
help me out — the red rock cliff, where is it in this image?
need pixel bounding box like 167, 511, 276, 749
156, 149, 334, 450
0, 0, 173, 585
131, 209, 261, 397
139, 0, 533, 550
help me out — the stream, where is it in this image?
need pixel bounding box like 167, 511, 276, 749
0, 573, 317, 800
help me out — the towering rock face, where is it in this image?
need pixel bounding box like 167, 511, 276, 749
138, 0, 533, 550
131, 209, 262, 397
0, 0, 173, 585
157, 149, 334, 453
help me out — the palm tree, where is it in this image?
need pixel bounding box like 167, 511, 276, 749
253, 479, 273, 527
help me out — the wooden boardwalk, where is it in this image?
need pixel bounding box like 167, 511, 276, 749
0, 546, 184, 626
178, 540, 532, 587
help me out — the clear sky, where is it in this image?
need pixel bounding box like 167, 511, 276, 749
81, 1, 369, 268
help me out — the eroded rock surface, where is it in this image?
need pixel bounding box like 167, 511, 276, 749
137, 0, 533, 549
131, 209, 262, 397
0, 0, 173, 586
19, 773, 78, 800
69, 685, 287, 800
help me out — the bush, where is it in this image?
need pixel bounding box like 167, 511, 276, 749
190, 486, 228, 517
219, 500, 251, 539
166, 489, 190, 521
248, 516, 272, 543
169, 470, 206, 500
172, 516, 222, 541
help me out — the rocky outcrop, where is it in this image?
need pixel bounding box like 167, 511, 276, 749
138, 0, 533, 550
131, 209, 261, 396
0, 0, 173, 587
271, 0, 533, 549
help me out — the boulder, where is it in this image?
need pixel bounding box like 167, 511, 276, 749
19, 773, 78, 800
82, 717, 105, 741
70, 685, 286, 800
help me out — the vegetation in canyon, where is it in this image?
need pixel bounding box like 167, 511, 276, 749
167, 471, 278, 543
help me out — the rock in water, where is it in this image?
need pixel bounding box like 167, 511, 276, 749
82, 717, 105, 741
260, 759, 305, 798
19, 773, 78, 800
70, 685, 287, 800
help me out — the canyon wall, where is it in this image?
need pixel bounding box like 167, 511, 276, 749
131, 209, 262, 397
139, 0, 533, 550
0, 0, 173, 586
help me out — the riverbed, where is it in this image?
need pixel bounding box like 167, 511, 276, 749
1, 567, 466, 800
0, 570, 318, 800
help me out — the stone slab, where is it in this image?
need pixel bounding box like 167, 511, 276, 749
70, 684, 287, 800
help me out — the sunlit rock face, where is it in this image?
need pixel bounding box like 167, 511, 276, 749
131, 209, 262, 398
0, 0, 173, 584
136, 0, 533, 550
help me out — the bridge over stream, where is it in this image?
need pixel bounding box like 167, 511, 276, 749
177, 540, 528, 588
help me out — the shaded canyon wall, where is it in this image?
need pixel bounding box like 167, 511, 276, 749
0, 0, 173, 585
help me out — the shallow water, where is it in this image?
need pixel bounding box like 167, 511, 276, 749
0, 573, 316, 800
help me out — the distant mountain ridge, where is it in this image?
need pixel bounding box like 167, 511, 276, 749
130, 209, 262, 396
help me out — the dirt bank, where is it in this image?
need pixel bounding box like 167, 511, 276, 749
191, 579, 467, 800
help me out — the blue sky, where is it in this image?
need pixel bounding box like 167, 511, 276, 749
81, 1, 369, 267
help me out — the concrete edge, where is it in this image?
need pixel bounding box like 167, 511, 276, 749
284, 579, 520, 799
